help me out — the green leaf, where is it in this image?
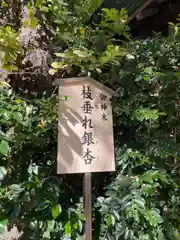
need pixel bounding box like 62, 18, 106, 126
47, 220, 55, 232
23, 20, 29, 27
168, 22, 175, 27
73, 222, 78, 230
96, 68, 102, 73
116, 223, 126, 238
15, 99, 24, 104
140, 172, 154, 183
43, 231, 51, 239
113, 210, 120, 220
134, 196, 145, 209
0, 166, 7, 181
158, 228, 166, 240
0, 81, 10, 87
0, 140, 9, 156
40, 6, 49, 12
0, 219, 8, 234
49, 69, 57, 75
30, 17, 38, 29
65, 221, 71, 236
3, 65, 18, 71
146, 209, 163, 227
143, 75, 149, 81
13, 112, 23, 123
55, 53, 66, 58
51, 62, 63, 69
1, 0, 8, 7
78, 220, 83, 232
77, 212, 85, 221
124, 227, 130, 240
105, 214, 115, 227
51, 204, 61, 219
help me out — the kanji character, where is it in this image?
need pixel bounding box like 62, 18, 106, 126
101, 103, 108, 111
81, 86, 92, 100
101, 113, 108, 121
83, 148, 95, 164
82, 116, 93, 129
81, 101, 93, 114
81, 131, 94, 146
100, 93, 107, 101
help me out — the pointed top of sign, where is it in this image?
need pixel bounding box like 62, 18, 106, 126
53, 77, 117, 97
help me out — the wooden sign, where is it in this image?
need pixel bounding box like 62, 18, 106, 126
55, 77, 116, 174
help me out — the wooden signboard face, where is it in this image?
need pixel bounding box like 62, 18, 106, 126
57, 77, 115, 174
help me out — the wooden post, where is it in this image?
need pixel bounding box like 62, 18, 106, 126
84, 173, 92, 240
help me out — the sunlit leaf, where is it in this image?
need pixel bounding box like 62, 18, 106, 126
13, 112, 23, 123
0, 166, 7, 181
43, 231, 51, 239
30, 17, 39, 29
105, 214, 115, 227
51, 62, 63, 69
0, 140, 9, 156
146, 209, 163, 227
1, 0, 8, 7
0, 219, 8, 234
0, 81, 10, 87
49, 69, 57, 75
51, 204, 61, 219
65, 222, 71, 236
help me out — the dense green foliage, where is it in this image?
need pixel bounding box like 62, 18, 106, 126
0, 88, 85, 239
97, 37, 180, 240
0, 0, 180, 239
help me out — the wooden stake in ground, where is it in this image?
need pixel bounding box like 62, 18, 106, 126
84, 173, 92, 240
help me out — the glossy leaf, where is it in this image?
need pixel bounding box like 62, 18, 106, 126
0, 219, 8, 234
51, 204, 61, 219
0, 166, 7, 181
0, 140, 9, 156
65, 222, 71, 236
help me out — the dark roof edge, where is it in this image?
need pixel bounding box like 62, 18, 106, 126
129, 0, 156, 22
